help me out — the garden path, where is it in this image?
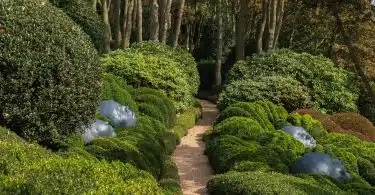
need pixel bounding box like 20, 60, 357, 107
172, 100, 218, 195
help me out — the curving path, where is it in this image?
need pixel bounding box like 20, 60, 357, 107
172, 100, 218, 195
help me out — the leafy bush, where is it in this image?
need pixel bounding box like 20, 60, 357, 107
218, 76, 312, 112
159, 159, 182, 195
0, 0, 101, 147
171, 107, 201, 138
135, 94, 173, 128
138, 103, 167, 126
135, 87, 176, 126
207, 171, 344, 195
101, 73, 138, 112
230, 161, 272, 172
102, 42, 199, 112
213, 117, 265, 140
226, 49, 359, 113
197, 59, 216, 90
284, 113, 327, 139
214, 107, 251, 125
49, 0, 104, 52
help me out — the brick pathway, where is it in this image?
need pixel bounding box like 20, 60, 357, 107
171, 100, 218, 195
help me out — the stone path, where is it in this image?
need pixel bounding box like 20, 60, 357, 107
171, 100, 218, 195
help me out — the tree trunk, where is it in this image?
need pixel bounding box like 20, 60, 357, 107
123, 0, 134, 48
132, 0, 137, 29
235, 0, 247, 61
137, 0, 143, 42
150, 0, 159, 41
113, 0, 122, 48
257, 0, 268, 53
215, 0, 223, 87
172, 0, 186, 48
160, 0, 172, 43
273, 0, 285, 49
267, 0, 277, 51
166, 0, 173, 29
122, 0, 129, 43
158, 0, 166, 42
92, 0, 97, 11
333, 4, 375, 105
103, 0, 111, 52
184, 24, 190, 50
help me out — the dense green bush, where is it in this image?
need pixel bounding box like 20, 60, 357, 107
159, 159, 182, 195
283, 113, 327, 139
207, 171, 345, 195
226, 49, 359, 113
213, 117, 265, 140
101, 73, 138, 112
49, 0, 104, 52
0, 0, 101, 147
171, 107, 202, 138
214, 107, 251, 125
197, 59, 216, 90
230, 161, 272, 172
102, 42, 199, 112
138, 103, 168, 126
218, 76, 312, 112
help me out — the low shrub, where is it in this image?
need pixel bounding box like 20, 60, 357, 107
213, 117, 265, 140
226, 49, 359, 113
230, 161, 272, 172
49, 0, 104, 52
135, 94, 173, 128
285, 113, 327, 139
0, 0, 101, 147
171, 107, 201, 138
214, 107, 251, 125
218, 76, 312, 112
159, 159, 182, 195
101, 73, 137, 112
232, 102, 275, 131
138, 103, 167, 126
207, 171, 345, 195
102, 42, 199, 112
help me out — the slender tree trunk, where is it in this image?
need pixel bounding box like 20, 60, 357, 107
215, 0, 223, 87
122, 0, 129, 43
103, 0, 111, 52
235, 0, 247, 61
92, 0, 97, 11
159, 0, 166, 42
166, 0, 173, 28
150, 0, 159, 41
113, 0, 122, 48
257, 0, 268, 53
173, 0, 186, 48
160, 0, 172, 43
267, 0, 277, 51
333, 4, 375, 105
132, 0, 137, 29
123, 0, 134, 48
273, 0, 285, 49
137, 0, 143, 42
184, 24, 190, 50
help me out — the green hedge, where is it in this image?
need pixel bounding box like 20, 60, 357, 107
102, 42, 199, 112
171, 107, 202, 138
218, 76, 312, 112
49, 0, 104, 52
226, 49, 359, 114
213, 117, 265, 140
0, 0, 101, 147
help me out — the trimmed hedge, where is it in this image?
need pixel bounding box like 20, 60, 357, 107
0, 0, 101, 147
213, 117, 265, 140
102, 42, 199, 112
159, 158, 183, 195
283, 113, 327, 139
207, 171, 345, 195
226, 49, 359, 113
49, 0, 104, 52
218, 76, 312, 112
171, 107, 202, 138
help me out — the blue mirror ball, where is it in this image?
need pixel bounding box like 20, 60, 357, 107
100, 100, 136, 128
282, 126, 317, 148
291, 152, 351, 182
82, 120, 116, 143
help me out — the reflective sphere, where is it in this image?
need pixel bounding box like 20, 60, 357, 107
291, 152, 351, 182
100, 100, 136, 128
282, 126, 316, 148
82, 120, 116, 143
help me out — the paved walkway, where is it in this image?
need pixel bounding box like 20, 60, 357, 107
171, 100, 218, 195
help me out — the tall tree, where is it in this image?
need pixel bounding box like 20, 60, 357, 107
159, 0, 167, 42
273, 0, 285, 49
103, 0, 111, 52
173, 0, 186, 48
215, 0, 223, 86
114, 0, 122, 48
137, 0, 143, 42
235, 0, 248, 61
160, 0, 172, 43
267, 0, 277, 51
150, 0, 159, 41
123, 0, 135, 48
257, 0, 268, 53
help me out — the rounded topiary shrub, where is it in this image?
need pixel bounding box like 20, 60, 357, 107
0, 0, 101, 147
213, 117, 265, 140
135, 94, 173, 128
218, 76, 312, 112
49, 0, 104, 52
226, 49, 359, 113
138, 103, 167, 127
214, 107, 251, 125
101, 48, 194, 112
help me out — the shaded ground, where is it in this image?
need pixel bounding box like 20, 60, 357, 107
172, 100, 218, 195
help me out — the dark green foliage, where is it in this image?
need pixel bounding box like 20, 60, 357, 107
207, 171, 345, 195
230, 161, 272, 172
135, 94, 173, 128
197, 59, 216, 90
226, 49, 359, 113
135, 87, 176, 126
214, 107, 251, 125
0, 0, 101, 147
285, 113, 327, 139
102, 42, 199, 112
49, 0, 104, 52
161, 131, 180, 155
101, 73, 138, 112
159, 159, 182, 195
358, 158, 375, 186
218, 76, 312, 112
138, 103, 167, 126
213, 117, 265, 140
